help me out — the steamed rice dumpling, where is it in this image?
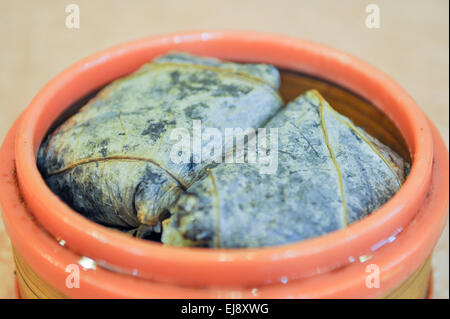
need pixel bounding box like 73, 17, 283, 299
37, 53, 283, 234
162, 90, 407, 248
38, 52, 408, 248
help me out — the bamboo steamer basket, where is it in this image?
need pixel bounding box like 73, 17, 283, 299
0, 31, 448, 298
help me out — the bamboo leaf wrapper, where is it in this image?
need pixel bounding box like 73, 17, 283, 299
37, 53, 283, 233
162, 90, 407, 248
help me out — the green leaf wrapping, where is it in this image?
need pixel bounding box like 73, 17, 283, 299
162, 90, 408, 248
37, 53, 283, 232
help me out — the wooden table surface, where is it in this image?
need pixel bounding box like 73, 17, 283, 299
0, 0, 448, 298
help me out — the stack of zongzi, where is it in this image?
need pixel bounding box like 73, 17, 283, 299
38, 53, 407, 248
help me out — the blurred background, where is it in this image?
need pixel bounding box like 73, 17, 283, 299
0, 0, 448, 298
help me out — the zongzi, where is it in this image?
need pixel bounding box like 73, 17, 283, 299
162, 90, 408, 248
37, 53, 283, 234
